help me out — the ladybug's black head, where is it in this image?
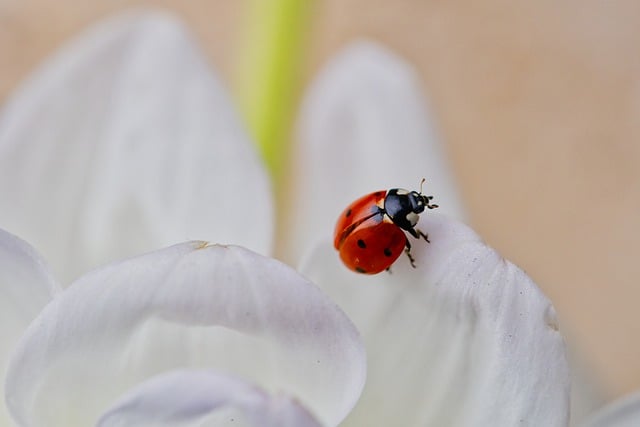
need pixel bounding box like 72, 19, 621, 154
384, 188, 438, 231
408, 190, 428, 213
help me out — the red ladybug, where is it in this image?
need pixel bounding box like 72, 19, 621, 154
334, 181, 438, 274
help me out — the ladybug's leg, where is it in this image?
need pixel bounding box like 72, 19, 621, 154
404, 237, 417, 268
425, 195, 439, 210
407, 227, 430, 243
417, 229, 430, 243
386, 266, 392, 274
407, 227, 419, 239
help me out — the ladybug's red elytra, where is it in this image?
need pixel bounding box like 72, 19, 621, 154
333, 181, 438, 274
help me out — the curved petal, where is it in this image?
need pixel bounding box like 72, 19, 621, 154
284, 41, 464, 263
97, 369, 322, 427
5, 242, 365, 427
0, 229, 59, 425
0, 10, 273, 284
580, 391, 640, 427
301, 214, 569, 427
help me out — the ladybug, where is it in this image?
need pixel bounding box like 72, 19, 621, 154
334, 180, 438, 274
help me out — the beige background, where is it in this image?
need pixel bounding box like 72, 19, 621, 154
2, 0, 639, 404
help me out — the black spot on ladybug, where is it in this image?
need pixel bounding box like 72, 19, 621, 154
355, 267, 367, 274
375, 191, 384, 198
383, 247, 393, 257
345, 208, 352, 217
357, 239, 366, 248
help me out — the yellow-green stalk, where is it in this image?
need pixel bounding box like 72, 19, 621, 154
236, 0, 310, 191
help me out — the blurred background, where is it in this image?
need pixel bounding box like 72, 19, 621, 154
1, 0, 639, 420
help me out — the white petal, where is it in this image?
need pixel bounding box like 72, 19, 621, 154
284, 41, 464, 263
580, 391, 640, 427
5, 242, 365, 427
301, 214, 569, 427
0, 229, 59, 425
97, 369, 322, 427
0, 11, 273, 284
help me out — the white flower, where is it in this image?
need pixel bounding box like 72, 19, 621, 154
289, 42, 568, 426
0, 9, 635, 427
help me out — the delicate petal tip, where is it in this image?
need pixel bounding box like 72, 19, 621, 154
0, 228, 59, 426
97, 369, 323, 427
0, 227, 60, 301
581, 391, 640, 427
0, 9, 273, 284
285, 39, 463, 264
301, 214, 569, 427
6, 242, 364, 427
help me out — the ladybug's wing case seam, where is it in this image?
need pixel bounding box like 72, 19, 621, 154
335, 211, 383, 249
333, 191, 387, 249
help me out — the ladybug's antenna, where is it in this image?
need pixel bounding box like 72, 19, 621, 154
419, 178, 426, 194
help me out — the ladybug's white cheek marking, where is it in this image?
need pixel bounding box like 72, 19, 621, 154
406, 212, 419, 227
395, 189, 410, 195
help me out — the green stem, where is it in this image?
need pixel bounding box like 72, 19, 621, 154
236, 0, 310, 191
